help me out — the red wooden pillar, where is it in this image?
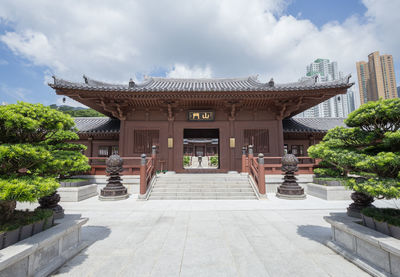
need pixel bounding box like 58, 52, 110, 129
139, 154, 147, 195
241, 146, 247, 173
258, 153, 266, 195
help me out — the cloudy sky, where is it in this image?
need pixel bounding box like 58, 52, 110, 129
0, 0, 399, 107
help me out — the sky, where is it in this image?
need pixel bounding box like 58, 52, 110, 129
0, 0, 399, 108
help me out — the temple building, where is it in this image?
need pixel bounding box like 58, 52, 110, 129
49, 75, 352, 173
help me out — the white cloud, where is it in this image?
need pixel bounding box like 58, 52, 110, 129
0, 84, 31, 102
166, 64, 212, 78
0, 0, 398, 94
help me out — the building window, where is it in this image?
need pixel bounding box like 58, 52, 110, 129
244, 129, 269, 154
98, 146, 109, 157
134, 130, 159, 154
284, 144, 288, 154
291, 145, 304, 156
183, 145, 193, 156
111, 146, 119, 155
98, 145, 119, 157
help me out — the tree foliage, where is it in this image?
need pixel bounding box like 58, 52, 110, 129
0, 102, 90, 209
308, 98, 400, 199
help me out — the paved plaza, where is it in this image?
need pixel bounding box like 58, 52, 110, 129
19, 193, 399, 276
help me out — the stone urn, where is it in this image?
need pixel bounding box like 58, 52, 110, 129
99, 154, 129, 201
276, 154, 306, 199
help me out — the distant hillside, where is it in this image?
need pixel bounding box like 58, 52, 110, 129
49, 104, 106, 117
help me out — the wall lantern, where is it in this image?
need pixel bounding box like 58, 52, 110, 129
229, 138, 235, 148
168, 138, 174, 148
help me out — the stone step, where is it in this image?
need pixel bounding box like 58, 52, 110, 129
150, 192, 257, 197
156, 179, 247, 183
152, 188, 254, 192
149, 173, 257, 200
149, 196, 258, 200
154, 182, 249, 188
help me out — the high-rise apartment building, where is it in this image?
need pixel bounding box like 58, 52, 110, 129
356, 51, 397, 104
296, 58, 353, 118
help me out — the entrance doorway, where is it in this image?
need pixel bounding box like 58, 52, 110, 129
183, 129, 219, 169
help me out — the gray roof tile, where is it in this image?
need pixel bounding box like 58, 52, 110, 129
73, 117, 120, 134
51, 75, 353, 92
283, 117, 346, 133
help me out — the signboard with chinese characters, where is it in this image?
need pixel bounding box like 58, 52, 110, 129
187, 110, 215, 121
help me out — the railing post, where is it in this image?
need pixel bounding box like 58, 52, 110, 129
139, 154, 147, 195
152, 145, 157, 169
152, 145, 157, 160
248, 145, 254, 168
258, 153, 266, 195
241, 146, 247, 173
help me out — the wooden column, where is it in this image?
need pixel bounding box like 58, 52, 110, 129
229, 119, 235, 171
276, 119, 285, 156
241, 146, 247, 173
87, 137, 93, 159
139, 154, 147, 195
119, 120, 126, 156
258, 153, 266, 195
167, 103, 174, 171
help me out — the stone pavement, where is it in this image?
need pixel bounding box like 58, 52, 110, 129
20, 194, 400, 276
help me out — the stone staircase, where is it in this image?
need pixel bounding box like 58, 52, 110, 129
148, 173, 258, 200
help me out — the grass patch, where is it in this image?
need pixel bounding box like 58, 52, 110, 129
0, 209, 53, 231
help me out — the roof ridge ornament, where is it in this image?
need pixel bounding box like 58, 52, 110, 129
129, 78, 135, 88
346, 74, 352, 83
268, 78, 274, 87
83, 75, 88, 84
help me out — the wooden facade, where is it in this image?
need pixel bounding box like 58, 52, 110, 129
50, 75, 353, 173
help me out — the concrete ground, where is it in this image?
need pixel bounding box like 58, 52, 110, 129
19, 194, 400, 277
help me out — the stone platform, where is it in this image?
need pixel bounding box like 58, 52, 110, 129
58, 184, 98, 202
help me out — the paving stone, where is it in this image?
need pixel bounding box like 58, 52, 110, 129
13, 193, 395, 276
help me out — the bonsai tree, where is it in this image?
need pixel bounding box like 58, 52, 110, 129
0, 102, 90, 224
308, 98, 400, 213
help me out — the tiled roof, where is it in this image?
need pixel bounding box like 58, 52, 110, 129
73, 117, 120, 134
73, 117, 346, 134
283, 117, 346, 133
50, 74, 353, 92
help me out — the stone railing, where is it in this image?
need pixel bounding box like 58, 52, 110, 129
0, 217, 88, 276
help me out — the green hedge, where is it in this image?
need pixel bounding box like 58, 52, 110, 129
0, 209, 53, 232
362, 207, 400, 227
